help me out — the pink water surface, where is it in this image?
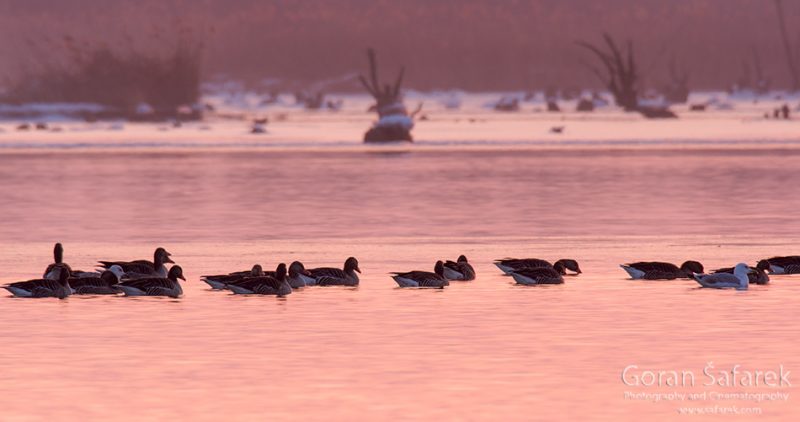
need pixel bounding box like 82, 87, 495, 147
0, 147, 798, 421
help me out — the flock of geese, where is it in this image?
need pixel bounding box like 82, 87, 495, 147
3, 243, 799, 299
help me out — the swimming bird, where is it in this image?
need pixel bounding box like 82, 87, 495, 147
4, 267, 72, 298
43, 243, 73, 280
693, 263, 752, 290
391, 261, 449, 288
620, 260, 703, 280
116, 265, 185, 298
757, 256, 800, 274
202, 264, 265, 290
712, 261, 770, 285
211, 262, 309, 289
226, 263, 292, 296
69, 266, 124, 294
69, 270, 105, 278
308, 257, 361, 286
442, 255, 476, 281
509, 267, 564, 285
98, 247, 174, 278
286, 261, 315, 288
495, 258, 581, 275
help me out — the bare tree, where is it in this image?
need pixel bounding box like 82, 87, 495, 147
578, 33, 676, 118
663, 57, 689, 104
730, 47, 772, 94
358, 48, 417, 142
774, 0, 800, 91
577, 33, 639, 111
751, 47, 772, 94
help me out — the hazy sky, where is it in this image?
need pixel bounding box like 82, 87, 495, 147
1, 0, 798, 91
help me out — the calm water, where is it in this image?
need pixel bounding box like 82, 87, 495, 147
1, 147, 798, 421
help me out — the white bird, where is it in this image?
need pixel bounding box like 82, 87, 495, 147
692, 263, 752, 290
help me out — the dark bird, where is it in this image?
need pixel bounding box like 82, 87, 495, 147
98, 247, 174, 278
620, 261, 703, 280
4, 267, 71, 298
757, 256, 800, 274
225, 263, 292, 296
202, 264, 265, 290
69, 267, 124, 294
442, 255, 476, 281
44, 243, 73, 280
510, 267, 564, 285
286, 261, 315, 289
116, 266, 185, 298
391, 260, 449, 288
495, 258, 581, 275
307, 257, 361, 286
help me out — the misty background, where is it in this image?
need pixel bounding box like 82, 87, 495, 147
0, 0, 798, 92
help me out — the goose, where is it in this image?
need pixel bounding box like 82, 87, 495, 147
286, 261, 315, 289
116, 265, 185, 298
620, 260, 703, 280
391, 261, 449, 288
509, 267, 564, 285
4, 267, 72, 298
494, 258, 581, 275
69, 270, 105, 278
757, 256, 800, 274
69, 266, 124, 294
712, 261, 770, 285
43, 243, 73, 280
308, 257, 361, 286
202, 265, 264, 290
442, 255, 476, 281
693, 263, 752, 290
98, 247, 174, 278
226, 263, 292, 296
